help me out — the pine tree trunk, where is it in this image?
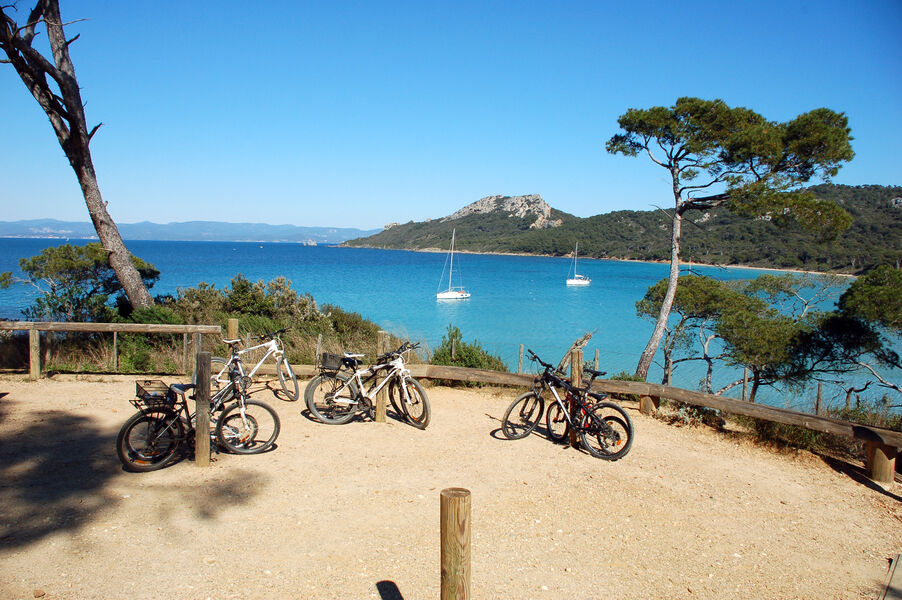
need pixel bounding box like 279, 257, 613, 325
635, 195, 682, 380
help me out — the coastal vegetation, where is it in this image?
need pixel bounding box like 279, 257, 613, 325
636, 271, 901, 406
345, 184, 901, 274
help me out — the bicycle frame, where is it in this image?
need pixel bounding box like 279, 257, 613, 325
216, 336, 284, 384
338, 354, 412, 407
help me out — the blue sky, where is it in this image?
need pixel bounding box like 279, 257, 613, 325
2, 0, 900, 229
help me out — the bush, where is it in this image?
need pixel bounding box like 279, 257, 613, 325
430, 325, 507, 386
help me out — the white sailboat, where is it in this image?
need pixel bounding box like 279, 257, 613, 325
436, 228, 471, 300
566, 241, 591, 286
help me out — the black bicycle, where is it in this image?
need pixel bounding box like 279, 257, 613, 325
116, 362, 281, 472
501, 349, 633, 460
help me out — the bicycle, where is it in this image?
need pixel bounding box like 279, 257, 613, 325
210, 328, 298, 401
117, 362, 281, 472
304, 341, 430, 429
501, 349, 633, 460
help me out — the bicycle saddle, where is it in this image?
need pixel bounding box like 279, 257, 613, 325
222, 338, 241, 345
169, 383, 196, 396
583, 368, 607, 379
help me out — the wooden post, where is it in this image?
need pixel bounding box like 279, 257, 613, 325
113, 331, 119, 373
451, 337, 457, 361
195, 351, 211, 467
375, 331, 388, 423
517, 344, 524, 374
182, 332, 188, 375
639, 395, 659, 415
28, 327, 40, 380
193, 332, 202, 355
815, 382, 823, 415
315, 333, 323, 365
568, 349, 582, 449
865, 442, 897, 488
742, 368, 748, 402
440, 487, 471, 600
227, 318, 239, 340
594, 348, 599, 371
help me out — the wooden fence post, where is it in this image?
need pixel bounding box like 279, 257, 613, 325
194, 351, 211, 467
569, 349, 582, 449
594, 348, 599, 371
113, 331, 119, 373
193, 332, 202, 356
639, 395, 659, 415
865, 443, 897, 488
517, 344, 524, 374
315, 333, 323, 365
181, 332, 188, 374
742, 368, 748, 402
28, 327, 40, 380
375, 331, 388, 423
441, 487, 471, 600
227, 318, 239, 340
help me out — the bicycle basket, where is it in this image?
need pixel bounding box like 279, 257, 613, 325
133, 379, 175, 410
320, 352, 343, 371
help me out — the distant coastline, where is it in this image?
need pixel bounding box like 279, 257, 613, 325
339, 243, 856, 278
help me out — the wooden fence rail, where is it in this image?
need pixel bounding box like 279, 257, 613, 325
0, 321, 221, 379
1, 321, 897, 486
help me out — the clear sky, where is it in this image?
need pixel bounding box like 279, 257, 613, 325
2, 0, 900, 229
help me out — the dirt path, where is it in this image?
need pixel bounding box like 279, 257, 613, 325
0, 374, 899, 599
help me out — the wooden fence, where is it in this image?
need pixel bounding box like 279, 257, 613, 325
1, 321, 898, 486
0, 321, 222, 379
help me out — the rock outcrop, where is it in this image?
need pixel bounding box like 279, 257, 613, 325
442, 194, 562, 229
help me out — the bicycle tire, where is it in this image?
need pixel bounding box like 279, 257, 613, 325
387, 378, 407, 419
216, 399, 281, 454
305, 372, 359, 425
545, 401, 569, 443
116, 409, 184, 472
579, 401, 634, 460
501, 392, 544, 440
277, 357, 299, 401
397, 377, 430, 429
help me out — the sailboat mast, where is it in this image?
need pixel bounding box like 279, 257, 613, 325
449, 229, 455, 291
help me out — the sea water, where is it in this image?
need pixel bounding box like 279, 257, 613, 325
0, 238, 865, 410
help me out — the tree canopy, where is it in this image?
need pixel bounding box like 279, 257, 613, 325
607, 97, 855, 379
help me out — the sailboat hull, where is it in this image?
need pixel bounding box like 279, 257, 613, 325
436, 290, 471, 300
566, 276, 591, 286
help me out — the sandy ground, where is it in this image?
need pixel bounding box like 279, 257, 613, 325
0, 374, 899, 600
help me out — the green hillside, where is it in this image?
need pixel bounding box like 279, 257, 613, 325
345, 185, 901, 273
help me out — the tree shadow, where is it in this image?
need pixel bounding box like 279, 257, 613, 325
375, 580, 405, 600
0, 408, 120, 549
0, 399, 265, 550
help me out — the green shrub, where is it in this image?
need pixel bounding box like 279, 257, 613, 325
430, 325, 507, 386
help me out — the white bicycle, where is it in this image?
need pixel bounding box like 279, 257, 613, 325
211, 328, 299, 401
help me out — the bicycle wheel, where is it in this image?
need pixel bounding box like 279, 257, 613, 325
579, 401, 634, 460
395, 377, 430, 429
116, 409, 184, 472
545, 401, 569, 443
216, 399, 281, 454
501, 392, 544, 440
387, 378, 406, 419
277, 357, 299, 401
305, 372, 359, 425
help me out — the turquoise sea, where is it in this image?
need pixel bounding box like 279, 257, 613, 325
0, 238, 868, 410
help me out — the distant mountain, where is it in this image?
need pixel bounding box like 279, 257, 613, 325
351, 194, 577, 251
344, 185, 902, 274
0, 219, 381, 244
